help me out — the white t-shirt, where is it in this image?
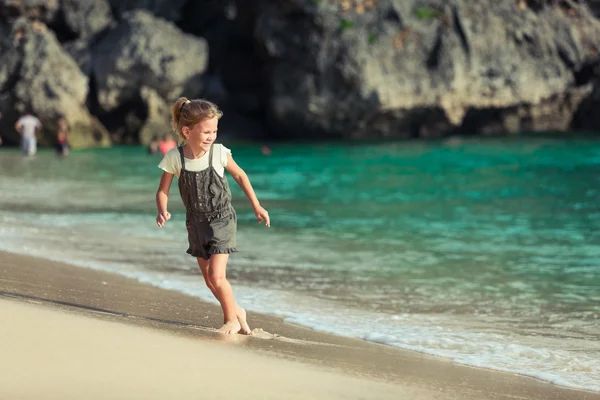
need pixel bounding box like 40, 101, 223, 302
17, 115, 42, 138
158, 144, 231, 178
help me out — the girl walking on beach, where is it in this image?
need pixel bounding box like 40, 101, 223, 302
155, 97, 270, 335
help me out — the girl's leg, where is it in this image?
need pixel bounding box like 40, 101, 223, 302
207, 254, 240, 334
196, 255, 251, 334
196, 257, 220, 302
196, 257, 251, 333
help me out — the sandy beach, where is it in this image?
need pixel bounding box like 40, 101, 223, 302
1, 251, 598, 400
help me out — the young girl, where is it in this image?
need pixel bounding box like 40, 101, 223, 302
156, 97, 270, 335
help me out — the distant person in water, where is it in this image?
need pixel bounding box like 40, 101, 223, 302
158, 133, 177, 155
155, 97, 270, 335
148, 135, 160, 155
15, 111, 42, 156
260, 144, 272, 156
55, 115, 70, 157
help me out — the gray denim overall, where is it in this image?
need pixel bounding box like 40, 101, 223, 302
178, 144, 237, 260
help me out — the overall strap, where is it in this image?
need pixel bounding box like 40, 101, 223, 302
177, 146, 185, 170
208, 143, 215, 167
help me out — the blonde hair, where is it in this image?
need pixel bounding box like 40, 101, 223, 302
171, 97, 223, 142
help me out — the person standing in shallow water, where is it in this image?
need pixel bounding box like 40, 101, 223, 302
55, 115, 70, 157
147, 135, 160, 155
158, 133, 177, 155
15, 111, 42, 156
155, 97, 270, 335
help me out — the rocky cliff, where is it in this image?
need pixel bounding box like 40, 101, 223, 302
0, 0, 599, 147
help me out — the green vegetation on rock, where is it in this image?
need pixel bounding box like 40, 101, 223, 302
413, 6, 440, 20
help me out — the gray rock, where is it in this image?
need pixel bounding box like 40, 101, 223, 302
28, 0, 112, 87
0, 24, 21, 125
108, 0, 188, 22
59, 0, 113, 80
63, 39, 92, 75
60, 0, 113, 39
91, 10, 208, 113
0, 0, 59, 24
573, 78, 600, 130
0, 20, 110, 148
138, 86, 171, 145
586, 0, 600, 17
255, 0, 600, 138
178, 1, 230, 35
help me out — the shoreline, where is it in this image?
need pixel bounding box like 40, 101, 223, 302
1, 250, 598, 399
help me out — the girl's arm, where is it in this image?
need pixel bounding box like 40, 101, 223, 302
225, 154, 270, 227
156, 171, 174, 227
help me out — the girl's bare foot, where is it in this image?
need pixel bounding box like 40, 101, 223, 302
218, 320, 242, 335
237, 307, 252, 335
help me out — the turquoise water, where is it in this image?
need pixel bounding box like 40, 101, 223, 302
1, 137, 599, 390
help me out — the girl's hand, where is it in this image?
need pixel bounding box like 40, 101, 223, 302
156, 211, 171, 227
254, 206, 270, 227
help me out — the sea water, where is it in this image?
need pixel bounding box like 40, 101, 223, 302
0, 138, 599, 391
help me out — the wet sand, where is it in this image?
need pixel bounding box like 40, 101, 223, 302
1, 251, 598, 400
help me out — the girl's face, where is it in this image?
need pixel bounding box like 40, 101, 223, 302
184, 116, 218, 152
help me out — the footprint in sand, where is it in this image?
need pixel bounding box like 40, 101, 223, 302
251, 328, 280, 339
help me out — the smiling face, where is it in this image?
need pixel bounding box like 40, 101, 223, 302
182, 116, 218, 152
